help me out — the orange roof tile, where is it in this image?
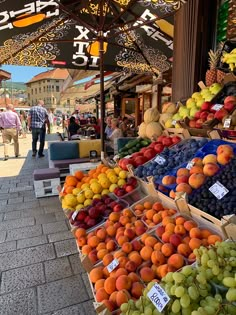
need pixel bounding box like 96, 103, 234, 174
27, 68, 69, 84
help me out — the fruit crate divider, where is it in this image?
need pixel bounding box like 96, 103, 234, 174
164, 128, 191, 139
221, 214, 236, 240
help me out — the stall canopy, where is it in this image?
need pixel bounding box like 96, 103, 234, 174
0, 0, 187, 155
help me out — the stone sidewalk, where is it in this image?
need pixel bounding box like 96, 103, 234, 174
0, 132, 96, 315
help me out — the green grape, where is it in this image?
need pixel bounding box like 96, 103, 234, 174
216, 246, 224, 256
171, 284, 178, 295
164, 272, 174, 283
199, 288, 208, 297
214, 294, 222, 303
217, 273, 223, 281
135, 299, 142, 309
224, 304, 236, 314
208, 248, 217, 260
174, 286, 186, 298
226, 288, 236, 302
225, 264, 233, 271
202, 305, 217, 315
153, 309, 162, 315
120, 303, 129, 312
181, 266, 193, 276
173, 273, 185, 283
191, 311, 201, 315
171, 299, 181, 313
188, 285, 199, 300
143, 288, 148, 297
205, 268, 213, 280
197, 307, 208, 315
181, 306, 192, 315
144, 306, 153, 315
200, 300, 207, 307
180, 294, 190, 308
223, 276, 236, 287
200, 253, 209, 266
196, 273, 207, 285
147, 282, 156, 291
186, 276, 194, 285
212, 265, 220, 276
207, 260, 215, 268
133, 311, 141, 315
230, 249, 236, 257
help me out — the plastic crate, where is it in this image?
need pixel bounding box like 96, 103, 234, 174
34, 178, 60, 198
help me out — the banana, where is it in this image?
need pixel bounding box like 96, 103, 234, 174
229, 63, 235, 71
230, 48, 236, 54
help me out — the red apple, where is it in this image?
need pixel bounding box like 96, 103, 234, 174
144, 149, 156, 160
113, 204, 123, 212
206, 113, 214, 121
194, 111, 202, 119
125, 185, 135, 193
224, 96, 236, 104
87, 218, 97, 227
89, 207, 100, 219
127, 177, 137, 186
171, 136, 181, 144
116, 188, 126, 197
157, 135, 166, 143
214, 108, 228, 121
195, 119, 204, 128
162, 137, 173, 147
154, 143, 164, 153
133, 156, 147, 167
77, 211, 87, 221
189, 120, 197, 128
224, 101, 235, 112
201, 101, 212, 111
200, 111, 209, 121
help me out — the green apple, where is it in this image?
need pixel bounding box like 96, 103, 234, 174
186, 98, 197, 109
178, 108, 190, 119
178, 105, 186, 115
200, 88, 210, 96
204, 94, 215, 101
209, 83, 222, 95
196, 99, 205, 108
190, 106, 199, 118
173, 113, 182, 120
192, 92, 202, 100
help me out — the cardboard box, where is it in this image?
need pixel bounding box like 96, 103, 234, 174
79, 139, 101, 158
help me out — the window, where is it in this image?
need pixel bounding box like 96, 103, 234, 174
56, 86, 59, 92
28, 93, 30, 98
56, 80, 59, 83
48, 86, 51, 92
52, 85, 54, 91
39, 87, 41, 93
31, 89, 33, 95
35, 88, 37, 94
43, 87, 45, 92
47, 79, 50, 82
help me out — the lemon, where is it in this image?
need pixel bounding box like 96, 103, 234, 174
76, 204, 85, 210
109, 174, 118, 184
118, 179, 126, 187
100, 178, 111, 189
106, 169, 115, 176
84, 199, 92, 206
98, 173, 107, 180
81, 183, 90, 190
114, 167, 122, 175
109, 184, 118, 193
64, 194, 77, 207
84, 189, 94, 199
90, 182, 103, 194
119, 170, 128, 179
77, 193, 86, 204
93, 194, 101, 199
101, 189, 110, 195
72, 188, 82, 196
89, 178, 98, 184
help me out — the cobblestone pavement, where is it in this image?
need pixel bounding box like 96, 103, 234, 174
0, 131, 96, 315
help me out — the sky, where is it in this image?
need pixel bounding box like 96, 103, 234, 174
1, 65, 52, 83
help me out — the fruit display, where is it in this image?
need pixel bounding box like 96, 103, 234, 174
118, 137, 151, 158
118, 134, 181, 171
60, 165, 130, 211
134, 138, 208, 181
120, 240, 236, 315
113, 176, 139, 198
221, 47, 236, 71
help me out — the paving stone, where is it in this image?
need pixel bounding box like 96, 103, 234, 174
1, 200, 40, 212
48, 231, 74, 243
23, 195, 38, 202
0, 213, 3, 222
39, 197, 61, 206
42, 221, 68, 235
68, 254, 84, 274
4, 211, 21, 221
0, 200, 7, 206
37, 275, 89, 314
44, 257, 72, 282
35, 213, 57, 225
54, 239, 77, 258
17, 235, 48, 249
52, 301, 96, 315
0, 241, 16, 254
81, 273, 94, 299
0, 243, 56, 271
1, 263, 45, 293
44, 206, 62, 214
9, 185, 34, 193
7, 197, 24, 204
7, 225, 42, 241
55, 212, 67, 221
0, 288, 37, 315
21, 207, 45, 218
0, 230, 6, 243
0, 217, 35, 231
19, 190, 35, 197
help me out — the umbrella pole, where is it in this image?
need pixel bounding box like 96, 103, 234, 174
99, 36, 106, 161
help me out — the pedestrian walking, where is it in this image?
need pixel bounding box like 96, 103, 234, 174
19, 110, 27, 138
48, 110, 54, 132
27, 100, 50, 158
0, 104, 22, 161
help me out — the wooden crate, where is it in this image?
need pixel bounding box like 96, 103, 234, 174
164, 128, 191, 139
221, 215, 236, 240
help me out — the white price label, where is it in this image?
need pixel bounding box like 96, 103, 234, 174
172, 120, 177, 126
212, 104, 223, 111
72, 210, 79, 221
155, 155, 166, 165
209, 181, 229, 200
113, 155, 119, 161
186, 161, 194, 170
147, 283, 170, 312
224, 117, 231, 128
107, 258, 119, 273
124, 155, 132, 159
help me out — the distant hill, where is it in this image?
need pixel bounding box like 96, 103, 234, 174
3, 82, 26, 91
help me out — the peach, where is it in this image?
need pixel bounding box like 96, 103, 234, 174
165, 223, 176, 233
182, 236, 191, 245
102, 300, 116, 312
128, 272, 140, 283
169, 190, 176, 199
131, 282, 145, 299
89, 266, 104, 283
117, 256, 129, 268
129, 252, 143, 267
200, 229, 212, 239
88, 250, 98, 264
97, 249, 109, 260
184, 220, 198, 231
175, 216, 186, 225
145, 236, 158, 247
167, 253, 185, 269
162, 216, 175, 226
174, 224, 186, 235
115, 267, 128, 278
144, 201, 153, 209
202, 154, 217, 165
189, 238, 202, 250
217, 144, 233, 156
117, 235, 129, 246
188, 173, 205, 189
156, 264, 169, 279
109, 212, 120, 222
161, 243, 175, 257
161, 231, 173, 243
125, 260, 137, 272
177, 168, 190, 177
162, 175, 176, 185
104, 277, 116, 295
169, 234, 182, 247
116, 275, 132, 290
95, 279, 105, 291
97, 242, 106, 251
109, 291, 118, 305
155, 225, 165, 238
123, 208, 134, 217
189, 165, 204, 175
152, 202, 164, 212
188, 252, 196, 261
189, 227, 202, 238
145, 209, 156, 220
176, 183, 192, 195
203, 163, 220, 176
96, 287, 109, 302
132, 239, 142, 251
191, 157, 203, 166
151, 250, 166, 265
81, 245, 92, 255
217, 153, 233, 165
177, 243, 192, 257
207, 234, 222, 245
116, 289, 131, 307
135, 226, 147, 236
77, 236, 86, 247
119, 216, 130, 226
121, 242, 133, 254
153, 213, 162, 225
176, 175, 189, 184
106, 225, 116, 237
124, 228, 136, 240
103, 253, 114, 266
140, 267, 155, 282
154, 242, 163, 251
106, 240, 117, 252
141, 233, 150, 243
140, 245, 153, 261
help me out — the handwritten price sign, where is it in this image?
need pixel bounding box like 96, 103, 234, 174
209, 181, 229, 200
107, 259, 119, 273
147, 283, 170, 312
155, 155, 166, 165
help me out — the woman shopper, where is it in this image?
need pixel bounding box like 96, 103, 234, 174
108, 118, 123, 154
19, 110, 27, 138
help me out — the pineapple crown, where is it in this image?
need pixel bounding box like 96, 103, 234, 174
208, 43, 223, 69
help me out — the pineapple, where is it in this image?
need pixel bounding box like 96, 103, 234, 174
205, 49, 220, 86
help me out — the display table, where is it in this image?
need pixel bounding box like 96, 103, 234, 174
69, 161, 101, 175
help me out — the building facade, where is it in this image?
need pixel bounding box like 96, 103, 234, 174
26, 69, 71, 110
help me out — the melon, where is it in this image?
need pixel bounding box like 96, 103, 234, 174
144, 107, 160, 123
159, 113, 173, 128
138, 122, 147, 138
145, 122, 163, 139
162, 102, 177, 114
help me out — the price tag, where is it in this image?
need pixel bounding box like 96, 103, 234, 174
107, 258, 119, 273
172, 120, 177, 126
124, 155, 132, 159
209, 181, 229, 200
113, 155, 119, 161
147, 283, 170, 312
224, 117, 231, 128
212, 104, 223, 111
186, 161, 194, 170
72, 210, 79, 221
155, 155, 166, 165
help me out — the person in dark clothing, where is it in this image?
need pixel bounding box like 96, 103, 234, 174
68, 116, 80, 139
